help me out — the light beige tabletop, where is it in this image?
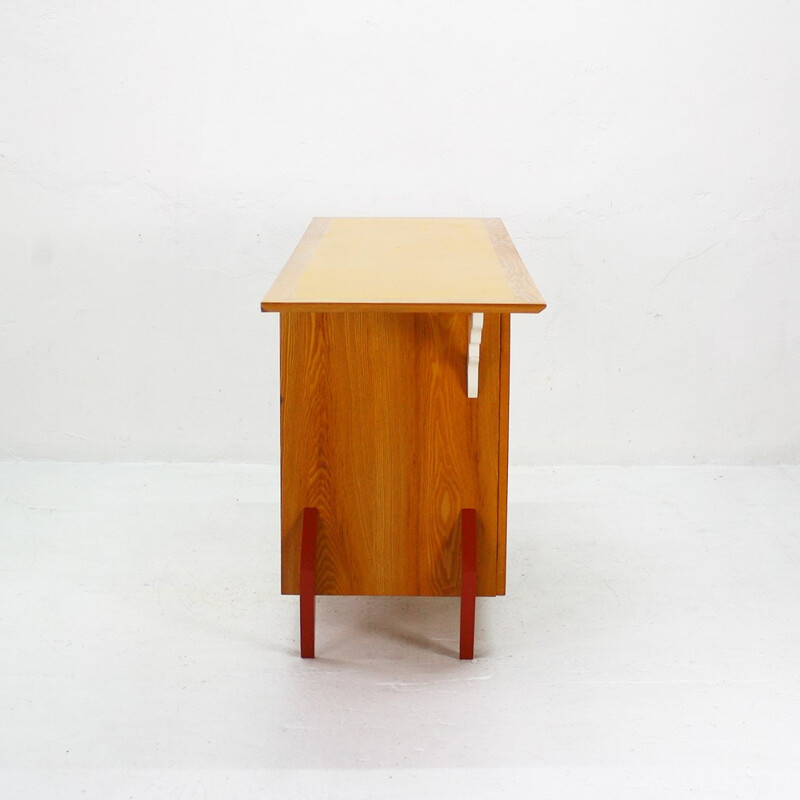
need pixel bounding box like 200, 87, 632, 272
261, 217, 546, 313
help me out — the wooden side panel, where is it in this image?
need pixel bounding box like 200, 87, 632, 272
495, 314, 511, 596
280, 312, 503, 596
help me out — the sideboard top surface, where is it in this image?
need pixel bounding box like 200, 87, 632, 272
261, 217, 546, 313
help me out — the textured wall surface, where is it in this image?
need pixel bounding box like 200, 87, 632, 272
2, 1, 799, 463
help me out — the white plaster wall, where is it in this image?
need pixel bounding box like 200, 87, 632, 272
1, 0, 799, 464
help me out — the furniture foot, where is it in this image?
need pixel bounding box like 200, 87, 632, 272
300, 507, 318, 658
460, 508, 477, 659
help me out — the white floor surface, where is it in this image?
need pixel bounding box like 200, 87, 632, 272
1, 463, 799, 799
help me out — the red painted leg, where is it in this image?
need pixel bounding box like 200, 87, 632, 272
300, 507, 318, 658
460, 508, 477, 660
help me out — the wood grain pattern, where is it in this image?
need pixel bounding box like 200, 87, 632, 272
495, 314, 511, 596
280, 311, 507, 596
262, 218, 546, 314
482, 219, 546, 310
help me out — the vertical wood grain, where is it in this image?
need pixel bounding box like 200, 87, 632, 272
280, 311, 503, 596
495, 314, 511, 596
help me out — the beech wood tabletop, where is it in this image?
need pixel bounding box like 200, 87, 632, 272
261, 217, 546, 313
